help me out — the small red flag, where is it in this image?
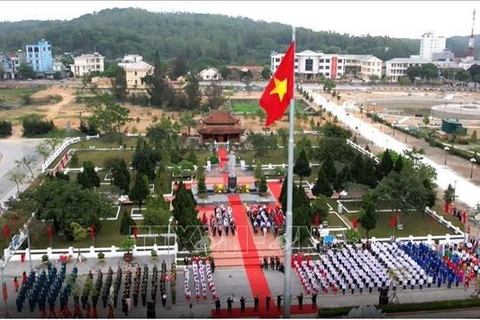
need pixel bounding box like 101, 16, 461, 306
133, 226, 138, 240
390, 214, 397, 229
259, 41, 295, 126
352, 216, 358, 229
47, 225, 54, 240
2, 281, 7, 302
462, 211, 467, 225
2, 224, 10, 240
90, 224, 96, 240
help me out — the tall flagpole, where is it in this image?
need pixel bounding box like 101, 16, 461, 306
283, 26, 295, 319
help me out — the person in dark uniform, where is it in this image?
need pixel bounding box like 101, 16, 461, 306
211, 260, 216, 273
240, 296, 246, 312
266, 295, 271, 311
277, 295, 282, 311
263, 256, 268, 270
254, 295, 259, 311
297, 293, 303, 310
270, 256, 275, 270
226, 297, 232, 313
311, 293, 317, 309
215, 297, 221, 314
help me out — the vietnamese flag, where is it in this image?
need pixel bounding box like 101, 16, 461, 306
132, 226, 138, 240
47, 225, 54, 240
259, 41, 295, 126
90, 224, 96, 240
390, 214, 397, 229
462, 211, 467, 225
2, 224, 10, 240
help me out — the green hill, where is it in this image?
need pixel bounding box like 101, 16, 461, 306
0, 8, 476, 68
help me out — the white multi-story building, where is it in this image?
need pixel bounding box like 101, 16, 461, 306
343, 55, 383, 80
270, 50, 383, 80
419, 32, 446, 60
384, 57, 431, 82
119, 54, 143, 65
120, 61, 154, 91
70, 52, 105, 77
271, 50, 345, 80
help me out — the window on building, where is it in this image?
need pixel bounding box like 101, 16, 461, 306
135, 80, 138, 85
305, 59, 313, 71
326, 59, 330, 63
275, 58, 280, 62
319, 66, 324, 70
338, 59, 342, 63
325, 66, 330, 70
325, 72, 330, 77
338, 66, 342, 70
319, 59, 324, 63
135, 71, 137, 76
295, 58, 298, 62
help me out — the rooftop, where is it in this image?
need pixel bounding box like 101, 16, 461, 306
76, 53, 104, 59
120, 61, 153, 70
202, 110, 240, 125
197, 125, 245, 135
386, 57, 431, 64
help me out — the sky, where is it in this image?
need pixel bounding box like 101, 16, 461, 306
0, 1, 477, 39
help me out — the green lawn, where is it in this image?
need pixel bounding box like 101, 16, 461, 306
0, 86, 46, 105
231, 99, 309, 114
339, 200, 399, 212
69, 150, 135, 168
71, 136, 140, 149
326, 212, 348, 228
345, 211, 453, 238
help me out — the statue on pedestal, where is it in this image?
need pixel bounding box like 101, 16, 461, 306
227, 152, 236, 178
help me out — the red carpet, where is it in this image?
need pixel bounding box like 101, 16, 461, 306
218, 147, 228, 170
228, 195, 271, 298
212, 305, 318, 318
267, 181, 282, 204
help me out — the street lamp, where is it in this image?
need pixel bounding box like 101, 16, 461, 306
444, 146, 450, 165
454, 180, 457, 202
166, 216, 174, 310
405, 128, 409, 143
392, 124, 395, 136
470, 158, 477, 179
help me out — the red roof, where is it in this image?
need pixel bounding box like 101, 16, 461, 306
202, 111, 240, 125
197, 125, 245, 135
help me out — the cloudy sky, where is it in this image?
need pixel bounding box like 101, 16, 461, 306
0, 1, 477, 39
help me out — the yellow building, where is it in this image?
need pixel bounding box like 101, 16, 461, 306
120, 61, 154, 91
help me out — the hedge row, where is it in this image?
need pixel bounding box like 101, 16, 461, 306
318, 298, 480, 318
425, 137, 480, 164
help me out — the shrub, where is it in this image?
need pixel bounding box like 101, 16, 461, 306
97, 252, 105, 260
41, 254, 49, 262
151, 249, 158, 257
22, 116, 56, 137
0, 120, 12, 137
208, 155, 219, 164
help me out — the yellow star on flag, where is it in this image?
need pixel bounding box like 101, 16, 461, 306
269, 77, 288, 102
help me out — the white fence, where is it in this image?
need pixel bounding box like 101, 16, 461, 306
5, 243, 178, 262
41, 134, 100, 172
346, 139, 380, 164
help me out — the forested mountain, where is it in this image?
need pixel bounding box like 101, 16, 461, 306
0, 8, 476, 69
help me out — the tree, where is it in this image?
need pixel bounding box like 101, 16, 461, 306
203, 81, 226, 109
321, 121, 351, 139
423, 115, 430, 126
119, 211, 136, 235
311, 195, 329, 222
321, 153, 336, 183
376, 149, 394, 180
77, 161, 101, 189
293, 149, 311, 186
154, 164, 172, 196
130, 174, 150, 211
169, 56, 188, 79
455, 70, 472, 83
146, 123, 171, 150
16, 155, 36, 180
179, 112, 197, 136
261, 67, 271, 80
393, 155, 404, 173
184, 74, 202, 110
0, 66, 4, 80
311, 168, 333, 198
113, 66, 127, 101
350, 154, 364, 183
144, 50, 174, 108
277, 128, 288, 146
36, 143, 51, 163
87, 94, 131, 135
7, 164, 27, 194
406, 66, 422, 82
196, 165, 207, 195
0, 120, 12, 137
131, 141, 159, 181
45, 135, 64, 153
33, 179, 111, 241
111, 158, 131, 193
471, 130, 478, 143
443, 183, 455, 204
246, 133, 270, 157
70, 222, 88, 241
143, 196, 171, 227
420, 63, 439, 81
17, 63, 35, 79
362, 157, 378, 188
359, 192, 377, 239
280, 181, 314, 242
258, 175, 268, 194
120, 237, 135, 255
172, 182, 202, 250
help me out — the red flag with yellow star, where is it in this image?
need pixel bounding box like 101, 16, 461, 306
259, 41, 295, 126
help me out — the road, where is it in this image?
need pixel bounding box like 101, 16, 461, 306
0, 139, 44, 208
306, 89, 480, 211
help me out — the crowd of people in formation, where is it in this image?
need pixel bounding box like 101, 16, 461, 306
292, 239, 480, 296
245, 204, 285, 236
206, 205, 237, 237
15, 260, 177, 318
183, 256, 217, 302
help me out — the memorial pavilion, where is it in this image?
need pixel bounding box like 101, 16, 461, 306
197, 110, 245, 143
